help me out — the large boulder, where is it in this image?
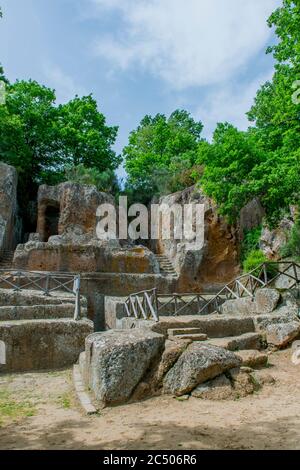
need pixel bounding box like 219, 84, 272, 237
255, 289, 280, 313
83, 329, 165, 406
154, 338, 192, 386
0, 163, 20, 253
191, 374, 233, 400
163, 343, 241, 396
220, 288, 280, 316
235, 350, 268, 368
265, 321, 300, 348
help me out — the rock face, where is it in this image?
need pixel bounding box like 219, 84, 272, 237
239, 198, 265, 233
83, 329, 165, 406
221, 288, 280, 316
260, 209, 295, 260
163, 343, 241, 396
0, 163, 20, 254
153, 186, 240, 292
13, 181, 160, 274
36, 182, 115, 241
266, 321, 300, 348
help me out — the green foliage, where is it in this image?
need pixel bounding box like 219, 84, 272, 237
242, 249, 268, 274
196, 1, 300, 226
197, 124, 264, 222
56, 95, 119, 172
0, 80, 119, 199
241, 226, 262, 264
65, 164, 119, 193
124, 110, 203, 203
281, 217, 300, 260
0, 390, 36, 427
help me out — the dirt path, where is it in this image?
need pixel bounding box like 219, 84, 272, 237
0, 349, 299, 450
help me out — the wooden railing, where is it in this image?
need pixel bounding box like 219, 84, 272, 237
123, 288, 159, 322
124, 261, 300, 321
0, 270, 82, 320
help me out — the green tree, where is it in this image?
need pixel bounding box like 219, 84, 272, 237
124, 110, 203, 203
0, 80, 119, 188
56, 95, 119, 172
198, 0, 300, 226
197, 124, 265, 222
65, 163, 119, 194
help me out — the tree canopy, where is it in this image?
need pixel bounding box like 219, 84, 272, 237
197, 0, 300, 226
123, 110, 203, 203
0, 80, 119, 189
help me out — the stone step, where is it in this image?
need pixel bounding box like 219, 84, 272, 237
204, 332, 266, 351
169, 333, 208, 341
152, 314, 256, 338
235, 350, 269, 368
0, 318, 93, 372
168, 327, 203, 336
0, 288, 87, 307
0, 304, 88, 321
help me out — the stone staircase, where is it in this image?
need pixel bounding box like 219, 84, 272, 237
155, 255, 178, 278
160, 315, 269, 369
0, 250, 15, 270
0, 288, 93, 372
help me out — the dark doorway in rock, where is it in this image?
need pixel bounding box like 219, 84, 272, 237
44, 204, 60, 241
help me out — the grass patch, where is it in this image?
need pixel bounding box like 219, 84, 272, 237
0, 389, 36, 427
57, 392, 72, 409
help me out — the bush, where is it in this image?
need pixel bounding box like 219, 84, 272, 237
243, 249, 267, 274
64, 164, 119, 193
241, 226, 262, 265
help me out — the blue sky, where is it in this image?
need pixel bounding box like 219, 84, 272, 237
0, 0, 281, 180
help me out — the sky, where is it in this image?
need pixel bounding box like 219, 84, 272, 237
0, 0, 281, 180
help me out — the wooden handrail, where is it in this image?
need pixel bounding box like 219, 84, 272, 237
124, 261, 300, 321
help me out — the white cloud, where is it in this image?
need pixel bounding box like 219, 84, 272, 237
195, 70, 274, 139
92, 0, 280, 89
42, 63, 87, 103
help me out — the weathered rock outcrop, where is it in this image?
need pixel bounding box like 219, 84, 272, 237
239, 198, 265, 233
83, 329, 165, 406
0, 163, 20, 254
13, 182, 160, 274
163, 343, 241, 396
36, 182, 115, 241
154, 186, 240, 292
265, 321, 300, 348
221, 288, 281, 316
259, 207, 296, 260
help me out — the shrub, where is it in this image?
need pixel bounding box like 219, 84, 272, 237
242, 249, 267, 274
241, 226, 262, 265
65, 164, 118, 193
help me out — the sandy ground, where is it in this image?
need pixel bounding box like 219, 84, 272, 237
0, 349, 299, 450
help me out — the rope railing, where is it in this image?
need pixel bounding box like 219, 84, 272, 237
123, 261, 300, 321
0, 269, 82, 320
